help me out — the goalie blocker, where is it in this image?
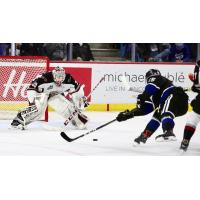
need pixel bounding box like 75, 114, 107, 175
11, 66, 89, 130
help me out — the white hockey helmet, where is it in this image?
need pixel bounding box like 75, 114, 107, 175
52, 66, 66, 86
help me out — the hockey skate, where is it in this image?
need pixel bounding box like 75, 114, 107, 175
155, 130, 176, 142
180, 139, 189, 152
133, 132, 148, 146
11, 113, 26, 130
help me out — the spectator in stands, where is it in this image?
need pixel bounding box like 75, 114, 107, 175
0, 43, 8, 55
15, 43, 21, 56
20, 43, 32, 55
135, 47, 143, 62
72, 43, 94, 61
169, 43, 191, 62
148, 43, 171, 62
189, 43, 197, 62
120, 43, 132, 60
148, 44, 160, 61
135, 44, 149, 62
44, 43, 67, 61
20, 43, 45, 56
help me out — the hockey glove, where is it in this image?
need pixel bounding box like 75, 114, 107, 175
75, 96, 89, 111
191, 85, 200, 93
82, 96, 89, 108
116, 109, 134, 122
136, 93, 149, 108
136, 94, 143, 108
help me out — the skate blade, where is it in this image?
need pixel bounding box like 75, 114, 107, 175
132, 141, 146, 146
133, 142, 140, 146
155, 136, 177, 142
9, 125, 26, 131
179, 148, 187, 155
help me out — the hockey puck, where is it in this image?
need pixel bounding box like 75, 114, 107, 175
93, 139, 98, 141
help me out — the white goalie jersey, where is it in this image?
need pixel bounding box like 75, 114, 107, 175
27, 67, 88, 109
28, 70, 80, 101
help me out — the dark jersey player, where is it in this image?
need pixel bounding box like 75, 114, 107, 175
116, 69, 188, 145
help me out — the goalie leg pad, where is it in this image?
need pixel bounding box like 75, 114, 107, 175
48, 94, 89, 129
48, 94, 75, 119
22, 94, 48, 124
11, 94, 48, 128
11, 105, 39, 129
21, 105, 39, 124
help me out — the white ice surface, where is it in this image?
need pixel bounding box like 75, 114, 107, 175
0, 111, 200, 155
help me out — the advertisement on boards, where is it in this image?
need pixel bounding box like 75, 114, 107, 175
50, 62, 195, 104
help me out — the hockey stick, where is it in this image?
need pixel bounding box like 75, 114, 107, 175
58, 77, 105, 130
42, 77, 105, 131
60, 119, 117, 142
63, 76, 105, 125
86, 76, 105, 99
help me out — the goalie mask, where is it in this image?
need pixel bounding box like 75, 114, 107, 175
52, 66, 66, 86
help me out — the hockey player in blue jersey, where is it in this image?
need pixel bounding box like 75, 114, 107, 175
116, 69, 188, 145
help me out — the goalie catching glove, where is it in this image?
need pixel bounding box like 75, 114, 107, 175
73, 95, 89, 110
116, 109, 134, 122
71, 85, 89, 110
81, 96, 89, 107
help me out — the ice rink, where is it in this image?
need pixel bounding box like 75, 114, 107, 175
0, 111, 200, 155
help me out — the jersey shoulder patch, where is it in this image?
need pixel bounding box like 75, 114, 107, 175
147, 77, 156, 83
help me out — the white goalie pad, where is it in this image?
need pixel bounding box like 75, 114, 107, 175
48, 94, 88, 129
48, 94, 74, 118
27, 90, 37, 104
20, 93, 48, 124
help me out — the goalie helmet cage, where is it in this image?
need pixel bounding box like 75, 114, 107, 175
0, 56, 49, 121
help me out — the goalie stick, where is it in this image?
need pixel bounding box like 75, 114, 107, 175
60, 119, 117, 142
62, 76, 105, 126
42, 77, 105, 131
87, 76, 105, 98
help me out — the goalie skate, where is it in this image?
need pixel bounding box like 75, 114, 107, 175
11, 112, 26, 130
11, 119, 26, 130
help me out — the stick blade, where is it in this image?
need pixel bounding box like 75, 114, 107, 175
60, 132, 73, 142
